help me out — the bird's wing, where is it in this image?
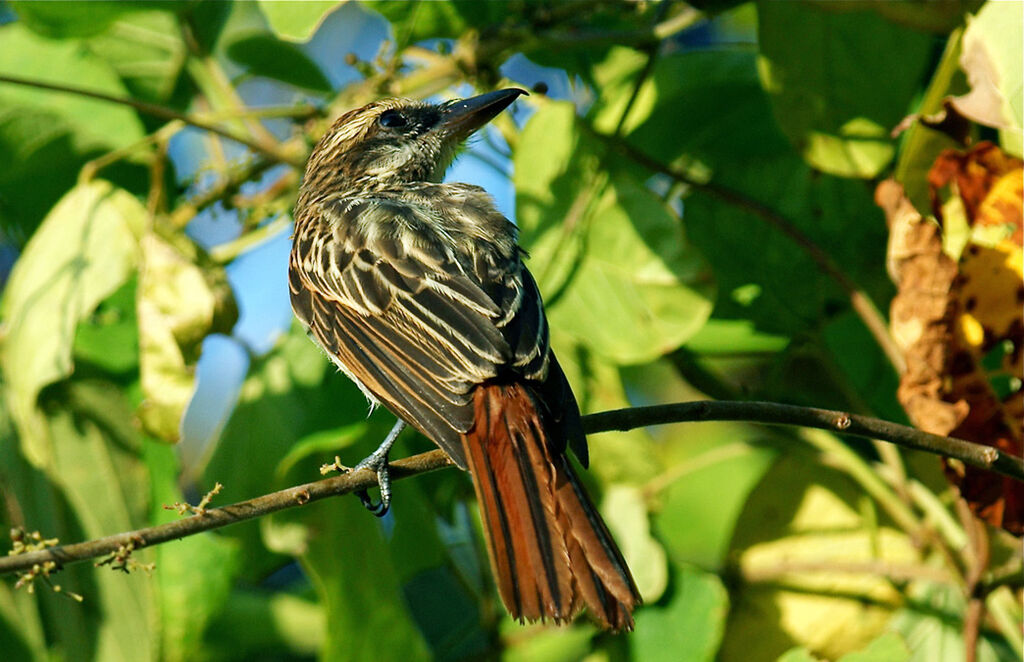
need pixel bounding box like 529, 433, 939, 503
289, 195, 551, 467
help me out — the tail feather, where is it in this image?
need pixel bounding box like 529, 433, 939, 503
462, 383, 641, 630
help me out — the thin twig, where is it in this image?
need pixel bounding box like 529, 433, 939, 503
1, 400, 1020, 577
0, 74, 302, 167
584, 401, 1024, 480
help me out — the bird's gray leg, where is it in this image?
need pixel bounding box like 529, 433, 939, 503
353, 419, 406, 516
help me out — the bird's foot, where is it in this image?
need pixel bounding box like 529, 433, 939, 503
352, 446, 392, 516
350, 420, 406, 517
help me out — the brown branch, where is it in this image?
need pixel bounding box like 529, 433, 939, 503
592, 129, 907, 374
2, 400, 1021, 578
0, 74, 303, 167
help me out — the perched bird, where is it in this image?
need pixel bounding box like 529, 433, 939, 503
288, 88, 640, 630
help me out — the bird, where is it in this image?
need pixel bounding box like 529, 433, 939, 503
288, 87, 641, 630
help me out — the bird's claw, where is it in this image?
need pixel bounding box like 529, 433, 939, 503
338, 419, 406, 517
352, 449, 392, 517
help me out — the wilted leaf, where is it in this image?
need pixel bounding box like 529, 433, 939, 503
225, 31, 332, 92
881, 153, 1023, 534
73, 278, 140, 375
949, 2, 1023, 156
757, 2, 933, 178
257, 0, 342, 42
137, 233, 237, 442
0, 181, 144, 467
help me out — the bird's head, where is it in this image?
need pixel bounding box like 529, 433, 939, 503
304, 88, 527, 194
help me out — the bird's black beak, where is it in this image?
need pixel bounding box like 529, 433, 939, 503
441, 88, 528, 139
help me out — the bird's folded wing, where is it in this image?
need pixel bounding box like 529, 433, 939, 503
289, 196, 541, 467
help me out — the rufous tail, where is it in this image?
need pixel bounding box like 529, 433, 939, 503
461, 383, 640, 631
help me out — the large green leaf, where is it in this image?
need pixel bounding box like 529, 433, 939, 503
720, 452, 920, 661
0, 181, 144, 467
516, 102, 714, 365
890, 583, 1019, 662
630, 565, 729, 662
45, 381, 155, 662
369, 0, 505, 50
145, 442, 240, 662
294, 498, 432, 662
257, 0, 342, 42
0, 24, 147, 239
8, 0, 182, 39
0, 24, 146, 152
757, 2, 933, 178
202, 324, 380, 580
225, 30, 332, 92
86, 9, 188, 104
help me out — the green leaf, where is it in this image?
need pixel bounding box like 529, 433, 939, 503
516, 102, 714, 365
720, 453, 920, 661
950, 2, 1023, 156
757, 2, 933, 177
202, 324, 377, 580
652, 435, 776, 570
370, 0, 505, 50
296, 498, 432, 662
890, 583, 1019, 662
86, 9, 188, 104
257, 0, 342, 42
9, 0, 182, 39
550, 174, 714, 365
630, 565, 729, 662
137, 233, 237, 442
778, 649, 821, 662
552, 335, 661, 484
46, 381, 155, 661
838, 632, 910, 662
205, 591, 325, 659
0, 24, 145, 147
0, 181, 144, 467
225, 30, 332, 92
602, 485, 668, 602
501, 623, 596, 662
0, 24, 147, 239
893, 27, 970, 213
73, 278, 140, 375
591, 48, 793, 168
266, 413, 486, 660
145, 441, 240, 662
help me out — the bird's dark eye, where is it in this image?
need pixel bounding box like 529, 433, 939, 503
378, 110, 407, 129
